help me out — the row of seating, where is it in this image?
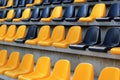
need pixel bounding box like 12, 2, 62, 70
0, 0, 89, 9
0, 49, 119, 80
0, 24, 120, 53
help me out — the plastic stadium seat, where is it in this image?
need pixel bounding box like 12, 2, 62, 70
65, 4, 89, 21
4, 25, 26, 42
52, 0, 62, 4
0, 9, 15, 22
39, 59, 70, 80
6, 9, 22, 22
38, 26, 65, 46
0, 52, 20, 74
18, 0, 26, 7
63, 0, 73, 4
4, 54, 34, 78
72, 63, 94, 80
69, 27, 101, 50
13, 8, 31, 22
0, 50, 8, 67
22, 8, 40, 22
13, 0, 19, 8
0, 25, 16, 41
98, 67, 120, 80
25, 0, 33, 6
110, 47, 120, 55
25, 25, 50, 45
18, 56, 51, 80
0, 10, 7, 19
41, 6, 63, 22
88, 27, 120, 52
42, 0, 51, 5
0, 0, 14, 9
15, 26, 37, 43
96, 3, 120, 21
80, 3, 106, 22
0, 0, 7, 8
53, 6, 75, 21
0, 24, 7, 38
26, 0, 43, 7
52, 26, 82, 48
74, 0, 86, 3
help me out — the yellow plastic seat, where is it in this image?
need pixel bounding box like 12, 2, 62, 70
52, 26, 82, 48
0, 9, 15, 22
41, 6, 63, 22
79, 3, 106, 22
39, 59, 70, 80
110, 47, 120, 55
25, 25, 50, 45
0, 0, 14, 9
4, 25, 26, 42
0, 52, 20, 74
0, 24, 7, 37
98, 67, 120, 80
4, 54, 34, 78
18, 56, 51, 80
13, 8, 31, 22
74, 0, 86, 3
0, 50, 8, 67
72, 63, 94, 80
26, 0, 42, 7
38, 25, 65, 46
0, 25, 16, 41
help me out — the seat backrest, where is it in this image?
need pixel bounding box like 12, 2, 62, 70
0, 24, 7, 37
6, 9, 15, 19
51, 26, 65, 42
26, 26, 37, 39
0, 10, 7, 18
37, 25, 50, 40
66, 26, 82, 44
18, 0, 26, 6
83, 27, 100, 45
74, 0, 86, 3
6, 52, 20, 67
0, 0, 7, 6
25, 0, 33, 4
41, 7, 51, 18
0, 50, 8, 66
63, 5, 75, 18
35, 56, 51, 76
72, 63, 94, 80
90, 3, 106, 18
21, 8, 31, 19
102, 27, 120, 47
50, 6, 62, 18
19, 54, 34, 71
76, 4, 89, 18
15, 25, 26, 39
31, 8, 40, 19
98, 67, 120, 80
107, 3, 120, 17
51, 60, 70, 80
14, 9, 22, 18
6, 0, 14, 7
34, 0, 42, 4
13, 0, 19, 7
6, 25, 16, 38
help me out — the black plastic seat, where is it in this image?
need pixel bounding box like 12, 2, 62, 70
96, 3, 120, 21
62, 0, 73, 4
69, 27, 101, 50
18, 0, 26, 7
15, 26, 38, 43
65, 4, 89, 21
53, 5, 75, 21
40, 7, 51, 19
52, 0, 62, 4
25, 0, 33, 5
88, 27, 120, 52
6, 9, 22, 22
13, 0, 19, 8
0, 10, 7, 19
0, 0, 7, 7
42, 0, 51, 5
